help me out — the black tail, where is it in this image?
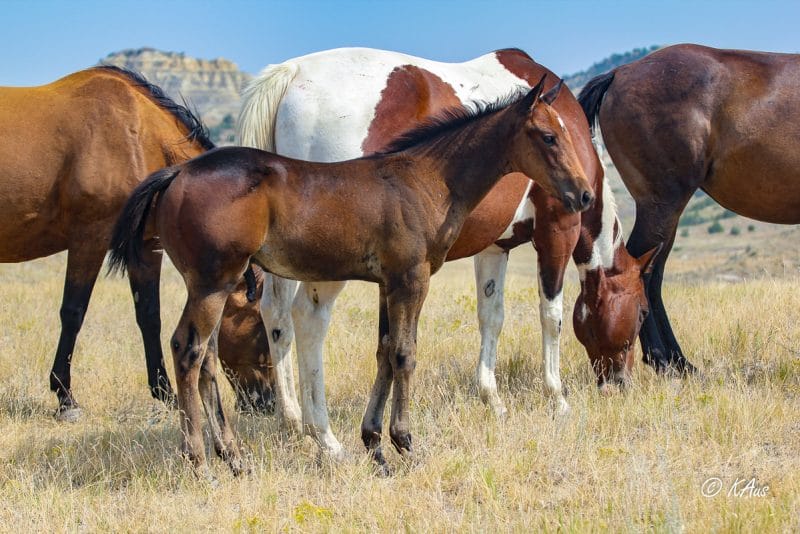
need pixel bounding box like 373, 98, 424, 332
108, 166, 181, 275
577, 71, 615, 135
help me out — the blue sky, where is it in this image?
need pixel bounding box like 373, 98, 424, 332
3, 0, 799, 86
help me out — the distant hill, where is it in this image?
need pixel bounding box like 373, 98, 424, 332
563, 45, 660, 92
100, 48, 252, 144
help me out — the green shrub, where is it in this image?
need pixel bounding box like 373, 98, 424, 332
707, 220, 724, 234
729, 226, 740, 236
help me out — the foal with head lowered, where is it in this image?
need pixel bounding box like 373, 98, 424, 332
110, 77, 591, 473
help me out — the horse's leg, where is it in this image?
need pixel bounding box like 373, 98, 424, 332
292, 281, 347, 458
126, 241, 175, 406
387, 265, 430, 458
535, 248, 570, 415
50, 245, 106, 421
473, 246, 509, 417
198, 327, 244, 475
645, 232, 697, 374
360, 286, 393, 469
259, 273, 302, 433
170, 288, 229, 474
627, 196, 695, 373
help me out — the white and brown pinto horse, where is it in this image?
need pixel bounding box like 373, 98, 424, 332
218, 48, 658, 458
110, 80, 593, 473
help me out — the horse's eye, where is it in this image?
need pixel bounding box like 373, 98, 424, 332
543, 134, 556, 146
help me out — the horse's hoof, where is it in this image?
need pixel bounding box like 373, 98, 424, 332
556, 398, 571, 416
491, 402, 508, 419
200, 466, 220, 488
54, 405, 82, 423
228, 457, 250, 478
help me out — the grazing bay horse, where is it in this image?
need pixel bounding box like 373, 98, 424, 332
0, 66, 214, 420
218, 47, 657, 458
109, 80, 593, 473
579, 44, 800, 373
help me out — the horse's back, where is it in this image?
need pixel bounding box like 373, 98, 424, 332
271, 47, 532, 160
0, 68, 187, 260
603, 44, 800, 222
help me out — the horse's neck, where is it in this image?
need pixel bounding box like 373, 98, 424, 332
574, 175, 625, 279
408, 109, 518, 218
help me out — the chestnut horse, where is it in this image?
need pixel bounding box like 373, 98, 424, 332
109, 81, 593, 473
218, 48, 657, 457
0, 66, 213, 420
579, 44, 800, 373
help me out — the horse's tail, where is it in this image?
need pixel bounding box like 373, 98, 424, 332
108, 166, 181, 275
238, 61, 299, 151
577, 71, 615, 136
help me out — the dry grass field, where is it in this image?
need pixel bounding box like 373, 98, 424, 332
0, 247, 798, 532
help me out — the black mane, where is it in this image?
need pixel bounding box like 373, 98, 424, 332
94, 64, 215, 150
376, 89, 528, 155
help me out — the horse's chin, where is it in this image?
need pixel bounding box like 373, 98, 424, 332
597, 368, 632, 396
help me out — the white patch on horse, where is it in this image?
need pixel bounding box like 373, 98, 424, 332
268, 48, 532, 161
498, 180, 535, 240
578, 303, 589, 322
557, 115, 566, 132
575, 178, 623, 280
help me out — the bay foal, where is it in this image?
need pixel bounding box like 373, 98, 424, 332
110, 80, 592, 472
219, 48, 656, 457
0, 66, 212, 419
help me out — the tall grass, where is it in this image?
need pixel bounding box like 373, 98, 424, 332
0, 251, 797, 531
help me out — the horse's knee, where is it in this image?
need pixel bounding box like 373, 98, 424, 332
170, 327, 203, 375
59, 304, 86, 332
133, 293, 160, 331
393, 351, 416, 375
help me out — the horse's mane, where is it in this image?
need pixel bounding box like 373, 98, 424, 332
375, 89, 529, 155
93, 65, 215, 150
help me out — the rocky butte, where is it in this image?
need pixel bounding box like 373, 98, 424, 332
100, 48, 252, 143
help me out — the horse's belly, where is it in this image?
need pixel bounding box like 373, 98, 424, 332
706, 154, 800, 224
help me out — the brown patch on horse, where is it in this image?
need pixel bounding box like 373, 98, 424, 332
362, 65, 461, 154
447, 172, 530, 259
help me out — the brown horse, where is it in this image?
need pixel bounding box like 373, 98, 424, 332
109, 79, 593, 473
579, 44, 800, 373
0, 66, 214, 420
215, 48, 658, 457
212, 48, 652, 456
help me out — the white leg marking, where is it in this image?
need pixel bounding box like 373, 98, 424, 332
474, 246, 509, 417
292, 280, 347, 458
537, 274, 570, 415
259, 274, 302, 433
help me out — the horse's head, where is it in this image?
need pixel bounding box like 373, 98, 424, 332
511, 75, 594, 213
572, 245, 661, 392
217, 268, 276, 414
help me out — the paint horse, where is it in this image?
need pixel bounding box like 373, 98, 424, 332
0, 66, 213, 420
579, 44, 800, 374
219, 48, 658, 458
109, 79, 593, 474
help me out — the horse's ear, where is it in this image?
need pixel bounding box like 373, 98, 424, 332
540, 79, 564, 105
523, 74, 548, 109
637, 243, 663, 274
